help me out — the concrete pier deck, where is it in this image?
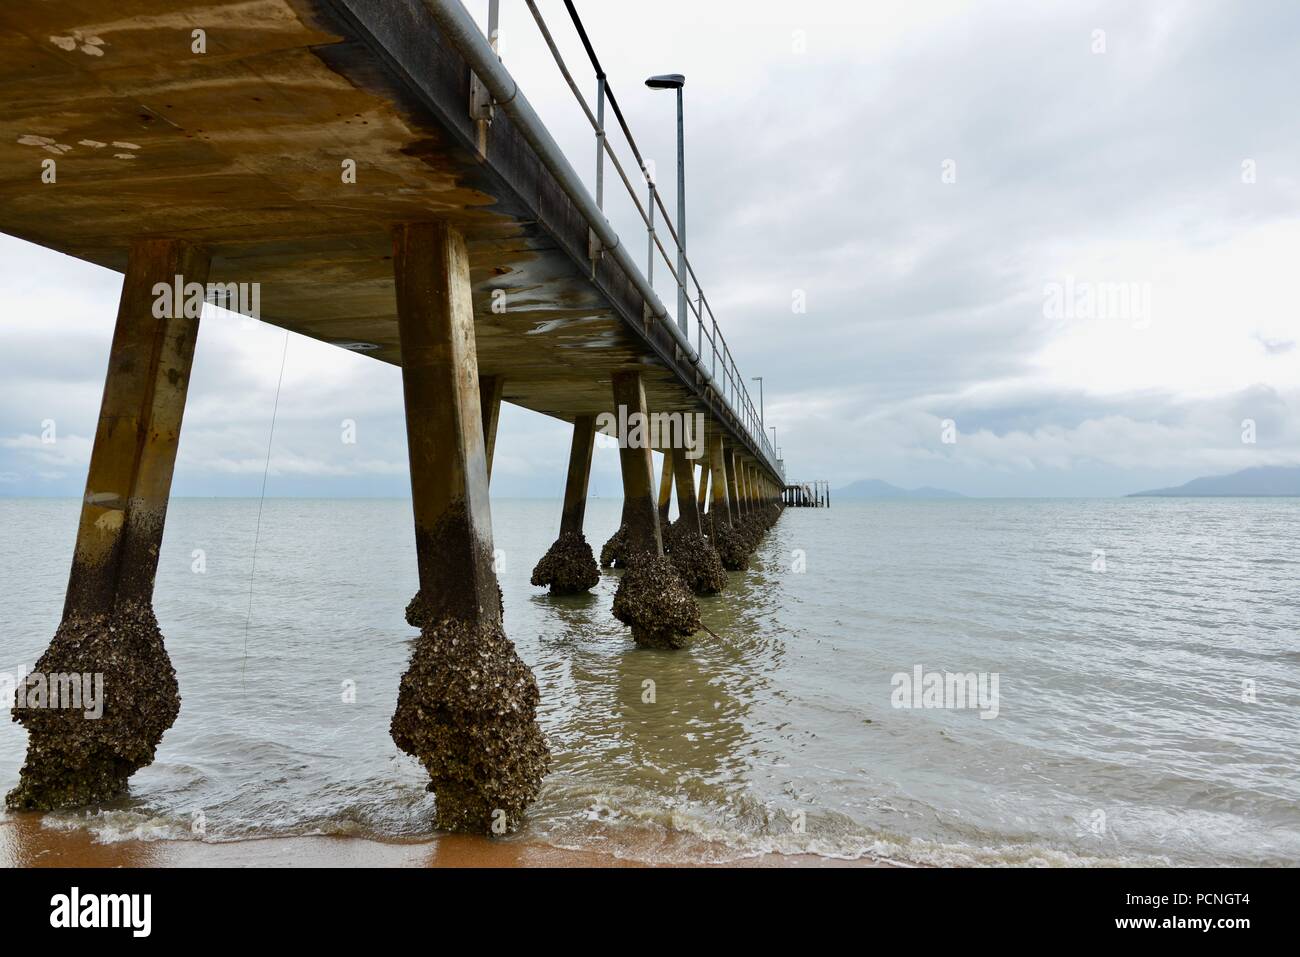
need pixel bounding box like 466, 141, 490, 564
0, 0, 778, 477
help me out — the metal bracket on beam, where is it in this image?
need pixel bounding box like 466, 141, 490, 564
470, 72, 494, 124
469, 1, 500, 151
587, 228, 603, 279
469, 71, 494, 155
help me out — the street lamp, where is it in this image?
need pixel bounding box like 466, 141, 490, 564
646, 72, 687, 336
751, 376, 764, 427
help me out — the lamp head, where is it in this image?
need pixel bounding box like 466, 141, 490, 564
645, 73, 685, 90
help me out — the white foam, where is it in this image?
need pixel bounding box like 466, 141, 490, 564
41, 809, 199, 844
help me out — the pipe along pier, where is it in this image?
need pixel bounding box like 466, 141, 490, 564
1, 0, 788, 834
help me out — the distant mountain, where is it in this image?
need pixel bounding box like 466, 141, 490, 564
1129, 465, 1300, 497
833, 478, 965, 500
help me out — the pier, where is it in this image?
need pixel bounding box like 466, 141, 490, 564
784, 481, 830, 507
0, 0, 789, 832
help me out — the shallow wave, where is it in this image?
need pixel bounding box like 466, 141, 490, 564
40, 809, 200, 845
23, 799, 1169, 868
521, 782, 1174, 868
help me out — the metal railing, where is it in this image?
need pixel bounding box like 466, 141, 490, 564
462, 0, 779, 471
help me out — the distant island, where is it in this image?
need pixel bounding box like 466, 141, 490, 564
833, 478, 965, 500
1129, 465, 1300, 497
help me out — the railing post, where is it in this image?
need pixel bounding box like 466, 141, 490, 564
646, 179, 655, 285
696, 291, 703, 354
594, 74, 606, 209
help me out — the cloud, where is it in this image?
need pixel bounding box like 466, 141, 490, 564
0, 432, 94, 470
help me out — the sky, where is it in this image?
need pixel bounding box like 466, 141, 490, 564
2, 0, 1299, 499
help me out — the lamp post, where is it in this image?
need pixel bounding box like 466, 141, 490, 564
752, 376, 764, 427
646, 72, 687, 336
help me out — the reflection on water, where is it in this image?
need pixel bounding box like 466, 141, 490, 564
1, 497, 1297, 866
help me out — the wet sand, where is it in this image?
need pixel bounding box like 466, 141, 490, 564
0, 814, 895, 868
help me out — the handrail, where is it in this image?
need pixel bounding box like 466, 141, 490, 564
549, 1, 766, 456
423, 0, 779, 473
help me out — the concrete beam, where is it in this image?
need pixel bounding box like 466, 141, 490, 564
657, 448, 674, 525
9, 237, 207, 811
559, 414, 596, 537
530, 414, 600, 594
393, 221, 498, 625
727, 456, 739, 516
479, 374, 504, 480
709, 434, 732, 525
611, 370, 662, 558
390, 219, 548, 835
608, 370, 700, 646
672, 448, 702, 535
405, 368, 506, 624
65, 239, 210, 618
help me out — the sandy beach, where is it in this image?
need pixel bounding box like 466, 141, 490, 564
0, 814, 895, 868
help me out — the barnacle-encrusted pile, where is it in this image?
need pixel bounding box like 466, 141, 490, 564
530, 531, 600, 594
612, 552, 701, 649
6, 602, 179, 811
390, 616, 549, 834
404, 591, 426, 627
599, 523, 631, 568
661, 519, 727, 595
704, 516, 750, 571
407, 584, 504, 628
757, 502, 783, 532
733, 502, 782, 553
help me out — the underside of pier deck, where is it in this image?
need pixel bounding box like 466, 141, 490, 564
0, 0, 775, 474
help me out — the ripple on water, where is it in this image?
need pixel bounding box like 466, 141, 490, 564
0, 497, 1297, 866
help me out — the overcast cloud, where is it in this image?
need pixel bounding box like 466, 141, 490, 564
2, 0, 1298, 499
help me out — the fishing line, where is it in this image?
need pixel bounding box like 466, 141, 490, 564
698, 622, 727, 643
241, 329, 290, 689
